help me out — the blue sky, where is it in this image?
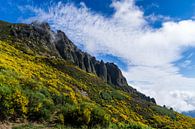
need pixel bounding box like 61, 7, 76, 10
1, 0, 195, 112
2, 0, 195, 23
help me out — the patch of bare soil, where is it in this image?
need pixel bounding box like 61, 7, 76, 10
0, 122, 12, 129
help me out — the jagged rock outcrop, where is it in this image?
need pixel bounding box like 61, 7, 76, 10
106, 63, 128, 87
0, 21, 155, 104
9, 22, 60, 57
54, 29, 128, 87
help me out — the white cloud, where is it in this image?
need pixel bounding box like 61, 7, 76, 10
146, 14, 173, 23
23, 0, 195, 112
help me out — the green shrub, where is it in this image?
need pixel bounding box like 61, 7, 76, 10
110, 91, 125, 100
126, 124, 142, 129
26, 90, 54, 121
100, 91, 125, 101
89, 106, 111, 127
0, 84, 28, 120
100, 91, 112, 100
0, 84, 14, 119
60, 103, 81, 126
52, 93, 72, 105
152, 106, 176, 120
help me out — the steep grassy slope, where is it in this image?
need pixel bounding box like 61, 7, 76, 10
0, 21, 195, 128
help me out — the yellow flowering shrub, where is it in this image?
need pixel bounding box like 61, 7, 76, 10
0, 39, 195, 128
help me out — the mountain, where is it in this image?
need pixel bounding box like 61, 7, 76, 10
183, 110, 195, 118
0, 20, 195, 128
6, 21, 156, 104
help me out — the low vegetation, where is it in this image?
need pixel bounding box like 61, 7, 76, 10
0, 21, 195, 128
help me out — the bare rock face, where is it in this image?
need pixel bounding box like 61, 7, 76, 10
95, 60, 108, 81
53, 26, 128, 87
9, 22, 60, 57
106, 63, 127, 87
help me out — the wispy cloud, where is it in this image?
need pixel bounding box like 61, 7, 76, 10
146, 14, 174, 23
23, 0, 195, 112
180, 60, 192, 68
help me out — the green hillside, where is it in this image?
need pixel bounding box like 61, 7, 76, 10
0, 21, 195, 129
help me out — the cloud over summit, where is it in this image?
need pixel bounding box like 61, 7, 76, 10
24, 0, 195, 112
